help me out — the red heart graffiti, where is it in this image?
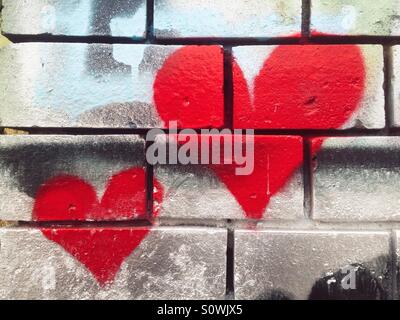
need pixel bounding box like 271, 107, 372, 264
208, 135, 303, 219
172, 133, 303, 220
33, 167, 163, 285
154, 44, 365, 219
154, 46, 224, 128
234, 45, 365, 129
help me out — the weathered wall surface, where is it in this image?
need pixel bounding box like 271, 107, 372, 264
1, 0, 400, 300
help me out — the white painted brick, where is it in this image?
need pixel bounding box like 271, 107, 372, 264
391, 46, 400, 127
311, 0, 400, 36
154, 135, 304, 221
156, 165, 303, 221
154, 0, 301, 38
1, 0, 147, 37
0, 43, 170, 127
312, 137, 400, 221
0, 227, 227, 299
0, 43, 225, 128
235, 230, 391, 300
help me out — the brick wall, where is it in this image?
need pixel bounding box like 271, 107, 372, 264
0, 0, 400, 300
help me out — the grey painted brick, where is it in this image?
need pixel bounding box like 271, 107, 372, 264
154, 0, 301, 38
156, 165, 303, 221
1, 0, 147, 37
154, 135, 304, 221
312, 137, 400, 221
0, 135, 146, 221
311, 0, 400, 36
235, 230, 392, 300
233, 45, 385, 129
0, 227, 227, 299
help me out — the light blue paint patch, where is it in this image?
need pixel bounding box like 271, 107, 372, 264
156, 7, 300, 37
312, 14, 353, 34
32, 45, 146, 119
54, 0, 91, 35
39, 0, 91, 35
110, 4, 147, 38
40, 5, 57, 32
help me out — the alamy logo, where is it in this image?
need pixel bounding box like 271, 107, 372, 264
341, 265, 357, 290
146, 122, 255, 175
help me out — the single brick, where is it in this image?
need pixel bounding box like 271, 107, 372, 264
0, 135, 151, 221
391, 46, 400, 127
1, 0, 147, 37
312, 137, 400, 221
311, 0, 400, 36
0, 227, 227, 299
154, 0, 301, 38
233, 45, 384, 129
0, 43, 224, 128
235, 230, 392, 300
154, 135, 304, 221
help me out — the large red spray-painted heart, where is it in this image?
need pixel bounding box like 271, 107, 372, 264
33, 168, 163, 285
154, 45, 365, 219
